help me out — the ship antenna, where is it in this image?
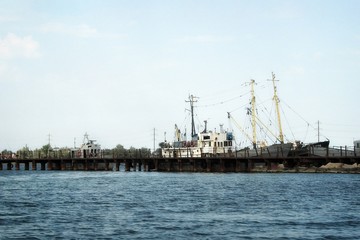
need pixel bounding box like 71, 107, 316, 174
185, 95, 199, 138
268, 72, 284, 144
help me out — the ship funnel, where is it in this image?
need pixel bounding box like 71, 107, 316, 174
220, 124, 224, 133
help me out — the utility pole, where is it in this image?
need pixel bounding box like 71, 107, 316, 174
47, 133, 52, 157
185, 95, 199, 139
153, 128, 156, 154
48, 133, 51, 146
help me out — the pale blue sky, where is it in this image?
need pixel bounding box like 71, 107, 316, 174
0, 0, 359, 150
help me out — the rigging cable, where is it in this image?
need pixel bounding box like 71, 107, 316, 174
281, 98, 329, 141
198, 92, 250, 108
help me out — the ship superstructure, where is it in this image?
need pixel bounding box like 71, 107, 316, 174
161, 95, 234, 158
71, 133, 101, 158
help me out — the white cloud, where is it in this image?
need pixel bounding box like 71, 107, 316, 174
41, 23, 98, 38
0, 33, 40, 59
176, 35, 234, 44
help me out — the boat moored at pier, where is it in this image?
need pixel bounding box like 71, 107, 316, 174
71, 133, 101, 159
161, 95, 235, 158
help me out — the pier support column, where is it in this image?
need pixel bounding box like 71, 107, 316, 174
125, 160, 131, 171
7, 162, 12, 170
266, 160, 271, 171
25, 162, 29, 170
133, 160, 137, 171
138, 161, 142, 172
115, 160, 120, 171
85, 159, 89, 171
220, 159, 225, 172
47, 160, 53, 171
94, 160, 98, 171
166, 159, 170, 172
15, 161, 20, 171
192, 159, 196, 172
155, 159, 159, 171
206, 159, 211, 172
104, 160, 109, 171
41, 162, 46, 171
144, 160, 149, 172
72, 159, 78, 171
61, 160, 66, 171
0, 163, 2, 170
235, 159, 240, 172
32, 160, 37, 170
178, 159, 182, 172
247, 159, 253, 172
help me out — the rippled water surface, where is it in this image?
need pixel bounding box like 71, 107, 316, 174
1, 171, 360, 239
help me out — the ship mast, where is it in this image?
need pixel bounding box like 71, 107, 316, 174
250, 79, 257, 149
270, 72, 284, 144
186, 95, 198, 139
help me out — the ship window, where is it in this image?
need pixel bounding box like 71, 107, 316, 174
209, 142, 211, 147
204, 136, 210, 140
224, 142, 228, 147
221, 142, 223, 147
357, 143, 360, 148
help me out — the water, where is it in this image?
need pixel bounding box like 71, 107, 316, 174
1, 172, 360, 239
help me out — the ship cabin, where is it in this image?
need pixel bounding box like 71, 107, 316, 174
355, 140, 360, 149
199, 130, 234, 157
161, 126, 234, 158
354, 140, 360, 156
71, 134, 101, 158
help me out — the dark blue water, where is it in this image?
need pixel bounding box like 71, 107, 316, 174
1, 172, 360, 240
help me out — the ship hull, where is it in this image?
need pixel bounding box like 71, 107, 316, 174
236, 143, 293, 158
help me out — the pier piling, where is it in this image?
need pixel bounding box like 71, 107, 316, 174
25, 162, 29, 170
32, 160, 37, 170
41, 162, 46, 171
15, 161, 20, 171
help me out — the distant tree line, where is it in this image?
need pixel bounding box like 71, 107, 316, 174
0, 144, 152, 159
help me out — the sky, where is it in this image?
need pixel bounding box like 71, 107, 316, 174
0, 0, 359, 151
